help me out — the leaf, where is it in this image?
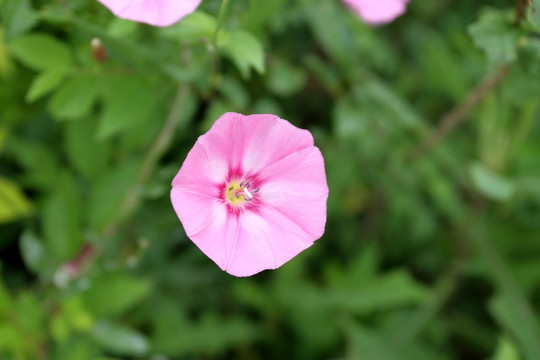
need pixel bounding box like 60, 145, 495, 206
4, 137, 59, 190
97, 75, 163, 139
82, 271, 151, 317
49, 75, 100, 120
529, 0, 540, 31
160, 11, 217, 43
26, 68, 67, 103
470, 162, 515, 202
8, 33, 73, 71
0, 0, 38, 40
329, 248, 429, 314
490, 336, 521, 360
87, 160, 139, 232
0, 176, 33, 224
19, 231, 49, 274
220, 30, 265, 79
64, 117, 110, 179
0, 28, 16, 78
266, 58, 307, 96
0, 126, 6, 155
468, 9, 521, 66
490, 291, 540, 360
42, 171, 82, 263
92, 321, 149, 356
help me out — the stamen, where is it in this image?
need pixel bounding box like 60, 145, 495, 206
225, 180, 259, 205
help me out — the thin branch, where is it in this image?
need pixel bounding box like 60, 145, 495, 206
103, 84, 191, 238
411, 64, 510, 159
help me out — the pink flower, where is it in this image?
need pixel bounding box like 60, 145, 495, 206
343, 0, 409, 25
170, 113, 328, 277
96, 0, 202, 27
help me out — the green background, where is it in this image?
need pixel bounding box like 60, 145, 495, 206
1, 0, 540, 359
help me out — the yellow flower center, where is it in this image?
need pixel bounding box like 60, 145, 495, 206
225, 180, 257, 205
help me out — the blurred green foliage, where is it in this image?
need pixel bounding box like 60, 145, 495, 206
1, 0, 540, 359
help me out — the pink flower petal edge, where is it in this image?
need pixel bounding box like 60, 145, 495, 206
171, 113, 329, 277
343, 0, 409, 25
97, 0, 202, 27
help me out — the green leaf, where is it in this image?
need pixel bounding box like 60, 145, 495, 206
160, 11, 217, 43
266, 58, 307, 96
82, 271, 151, 317
42, 171, 81, 262
468, 9, 521, 66
19, 231, 49, 274
26, 68, 67, 103
0, 126, 6, 155
529, 0, 540, 31
0, 176, 33, 224
0, 28, 16, 78
64, 117, 110, 179
8, 33, 73, 71
0, 0, 38, 40
491, 336, 521, 360
470, 162, 515, 202
490, 291, 540, 360
92, 321, 149, 356
87, 160, 139, 232
220, 30, 265, 79
49, 75, 99, 120
97, 76, 163, 138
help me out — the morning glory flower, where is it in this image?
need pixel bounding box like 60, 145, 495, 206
96, 0, 202, 27
170, 113, 328, 277
343, 0, 409, 25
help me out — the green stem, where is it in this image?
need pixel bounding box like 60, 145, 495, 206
212, 0, 231, 47
103, 84, 191, 238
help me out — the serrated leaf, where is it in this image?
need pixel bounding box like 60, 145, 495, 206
42, 171, 81, 262
468, 9, 521, 66
8, 33, 73, 71
220, 30, 265, 79
0, 176, 33, 224
26, 68, 67, 103
49, 75, 99, 120
82, 271, 151, 317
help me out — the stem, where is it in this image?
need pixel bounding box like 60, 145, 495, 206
411, 65, 510, 159
103, 84, 191, 237
212, 0, 231, 47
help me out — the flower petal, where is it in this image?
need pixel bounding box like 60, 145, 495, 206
97, 0, 202, 27
171, 112, 238, 197
343, 0, 409, 25
225, 207, 315, 277
227, 114, 315, 175
170, 188, 237, 269
257, 146, 328, 239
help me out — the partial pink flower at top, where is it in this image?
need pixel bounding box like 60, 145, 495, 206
343, 0, 409, 25
97, 0, 202, 27
171, 113, 329, 277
